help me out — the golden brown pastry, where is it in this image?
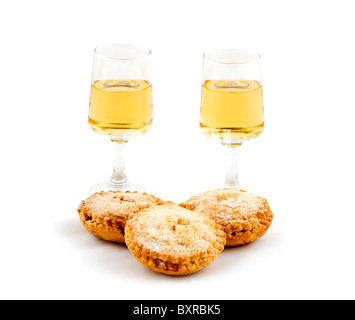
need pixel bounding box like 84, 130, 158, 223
125, 203, 226, 275
77, 191, 164, 243
180, 189, 273, 247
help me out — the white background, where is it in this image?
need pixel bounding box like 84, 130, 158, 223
1, 0, 354, 300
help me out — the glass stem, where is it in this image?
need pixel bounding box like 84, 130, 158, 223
224, 144, 241, 189
109, 142, 128, 186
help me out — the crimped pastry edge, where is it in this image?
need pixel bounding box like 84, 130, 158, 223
124, 206, 226, 276
77, 190, 165, 244
125, 228, 226, 275
180, 189, 273, 247
77, 199, 127, 243
223, 212, 273, 246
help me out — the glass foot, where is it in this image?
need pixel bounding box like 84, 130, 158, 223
88, 181, 146, 195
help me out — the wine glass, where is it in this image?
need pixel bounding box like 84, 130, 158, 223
200, 49, 264, 189
88, 43, 152, 195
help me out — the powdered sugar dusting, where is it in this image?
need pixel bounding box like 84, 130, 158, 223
182, 189, 269, 227
129, 204, 224, 257
81, 191, 164, 222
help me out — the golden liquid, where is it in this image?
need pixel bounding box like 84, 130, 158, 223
89, 79, 152, 139
200, 80, 264, 144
